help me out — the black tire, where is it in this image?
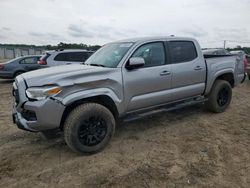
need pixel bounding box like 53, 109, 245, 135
205, 80, 232, 113
64, 103, 115, 154
248, 74, 250, 80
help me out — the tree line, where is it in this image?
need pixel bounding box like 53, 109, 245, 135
0, 43, 102, 51
0, 43, 250, 54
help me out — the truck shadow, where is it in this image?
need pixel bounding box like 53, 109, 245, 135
115, 104, 206, 137
7, 104, 208, 155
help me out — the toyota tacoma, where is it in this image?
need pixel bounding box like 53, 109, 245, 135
12, 36, 246, 153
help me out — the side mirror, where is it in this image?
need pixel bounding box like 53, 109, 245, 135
126, 57, 145, 69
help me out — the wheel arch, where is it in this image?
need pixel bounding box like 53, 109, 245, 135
59, 95, 119, 130
205, 71, 235, 95
216, 72, 235, 87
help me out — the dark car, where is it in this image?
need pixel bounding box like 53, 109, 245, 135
0, 55, 42, 79
230, 50, 249, 81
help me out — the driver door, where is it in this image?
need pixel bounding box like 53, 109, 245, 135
122, 42, 172, 112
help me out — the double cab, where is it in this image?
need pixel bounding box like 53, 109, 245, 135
12, 36, 245, 153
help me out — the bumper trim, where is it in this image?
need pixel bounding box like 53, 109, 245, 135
12, 109, 37, 132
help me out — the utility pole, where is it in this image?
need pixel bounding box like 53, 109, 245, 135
223, 40, 226, 49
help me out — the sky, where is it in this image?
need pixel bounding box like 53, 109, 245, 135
0, 0, 250, 48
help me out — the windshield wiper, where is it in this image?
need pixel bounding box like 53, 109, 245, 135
89, 63, 106, 67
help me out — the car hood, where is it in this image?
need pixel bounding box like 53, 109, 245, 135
20, 64, 116, 87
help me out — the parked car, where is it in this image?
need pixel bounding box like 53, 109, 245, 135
230, 50, 249, 80
0, 55, 41, 79
38, 49, 94, 67
202, 48, 231, 55
246, 55, 250, 79
12, 36, 245, 154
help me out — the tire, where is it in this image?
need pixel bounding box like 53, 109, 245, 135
205, 80, 232, 113
248, 74, 250, 80
64, 103, 115, 154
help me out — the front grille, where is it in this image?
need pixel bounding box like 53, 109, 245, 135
21, 109, 37, 121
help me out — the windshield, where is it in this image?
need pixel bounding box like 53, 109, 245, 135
85, 42, 134, 68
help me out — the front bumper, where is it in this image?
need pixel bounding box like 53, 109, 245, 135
12, 98, 65, 132
12, 77, 65, 132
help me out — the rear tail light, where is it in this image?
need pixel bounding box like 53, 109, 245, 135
38, 60, 47, 65
243, 58, 248, 72
0, 64, 4, 70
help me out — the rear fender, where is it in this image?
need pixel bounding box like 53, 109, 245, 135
205, 69, 234, 95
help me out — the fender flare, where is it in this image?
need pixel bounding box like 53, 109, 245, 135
205, 69, 235, 95
61, 88, 123, 114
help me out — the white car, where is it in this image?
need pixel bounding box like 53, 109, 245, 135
38, 49, 94, 67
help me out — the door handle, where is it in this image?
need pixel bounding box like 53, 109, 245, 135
160, 70, 171, 76
66, 63, 72, 65
194, 66, 203, 70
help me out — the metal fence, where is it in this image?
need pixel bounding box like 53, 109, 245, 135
0, 46, 45, 59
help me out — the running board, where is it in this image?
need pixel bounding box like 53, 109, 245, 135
123, 97, 207, 123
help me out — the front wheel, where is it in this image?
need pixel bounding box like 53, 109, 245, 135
205, 80, 232, 113
64, 103, 115, 154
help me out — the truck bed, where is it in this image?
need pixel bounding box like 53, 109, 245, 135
204, 55, 244, 95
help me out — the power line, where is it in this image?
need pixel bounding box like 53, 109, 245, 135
226, 40, 250, 44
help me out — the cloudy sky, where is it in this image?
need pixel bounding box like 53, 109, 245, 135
0, 0, 250, 48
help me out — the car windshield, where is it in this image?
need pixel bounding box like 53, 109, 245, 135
85, 42, 134, 68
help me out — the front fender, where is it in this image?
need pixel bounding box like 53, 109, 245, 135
61, 88, 123, 114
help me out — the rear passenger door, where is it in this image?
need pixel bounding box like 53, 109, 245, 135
67, 52, 89, 64
168, 41, 206, 101
54, 52, 89, 65
53, 53, 68, 65
19, 57, 40, 71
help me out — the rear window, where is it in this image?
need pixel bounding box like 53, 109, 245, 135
40, 53, 51, 61
169, 41, 197, 63
54, 52, 90, 62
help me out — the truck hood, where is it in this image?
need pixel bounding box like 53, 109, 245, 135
21, 64, 115, 87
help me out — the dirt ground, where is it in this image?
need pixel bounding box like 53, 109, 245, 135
0, 79, 249, 188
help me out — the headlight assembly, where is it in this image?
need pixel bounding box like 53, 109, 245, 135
26, 86, 61, 100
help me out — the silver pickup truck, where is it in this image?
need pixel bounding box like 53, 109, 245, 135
12, 36, 245, 153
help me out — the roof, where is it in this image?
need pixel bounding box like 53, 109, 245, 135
45, 49, 93, 53
111, 36, 196, 43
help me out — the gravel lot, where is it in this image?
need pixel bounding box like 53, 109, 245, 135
0, 79, 250, 188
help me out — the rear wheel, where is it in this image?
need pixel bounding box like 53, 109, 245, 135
205, 80, 232, 113
64, 103, 115, 154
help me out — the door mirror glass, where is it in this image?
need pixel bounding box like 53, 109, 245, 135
126, 57, 145, 69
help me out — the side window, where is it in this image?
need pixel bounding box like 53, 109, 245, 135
20, 57, 37, 64
169, 41, 197, 63
131, 42, 166, 67
67, 52, 88, 62
54, 53, 67, 61
54, 52, 88, 62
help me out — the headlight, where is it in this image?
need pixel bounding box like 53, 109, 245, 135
26, 86, 61, 100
